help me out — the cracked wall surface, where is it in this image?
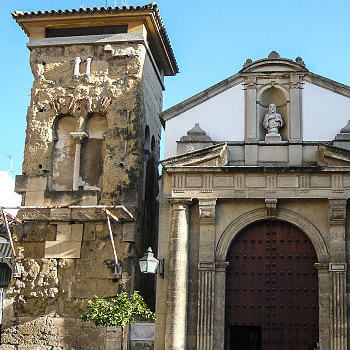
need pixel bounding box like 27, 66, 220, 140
7, 37, 162, 350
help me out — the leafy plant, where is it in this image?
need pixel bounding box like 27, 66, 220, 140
81, 291, 156, 350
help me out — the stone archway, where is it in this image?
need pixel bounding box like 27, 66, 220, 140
224, 220, 318, 350
213, 208, 330, 350
216, 208, 328, 263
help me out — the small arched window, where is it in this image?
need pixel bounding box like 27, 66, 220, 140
80, 115, 108, 189
53, 116, 76, 190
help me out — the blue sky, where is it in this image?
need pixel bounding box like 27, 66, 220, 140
1, 0, 350, 177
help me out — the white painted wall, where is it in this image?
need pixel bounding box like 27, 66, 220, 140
302, 82, 350, 141
164, 83, 244, 158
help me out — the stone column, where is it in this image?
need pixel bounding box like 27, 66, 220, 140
328, 199, 348, 350
197, 199, 216, 350
70, 131, 88, 191
165, 199, 192, 350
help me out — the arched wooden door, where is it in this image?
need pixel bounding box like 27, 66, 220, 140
225, 220, 318, 350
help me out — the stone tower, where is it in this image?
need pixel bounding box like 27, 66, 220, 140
4, 4, 177, 349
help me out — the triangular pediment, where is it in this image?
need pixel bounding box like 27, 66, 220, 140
162, 143, 228, 167
317, 144, 350, 166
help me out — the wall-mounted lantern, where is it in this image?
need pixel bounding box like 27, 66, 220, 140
138, 247, 164, 277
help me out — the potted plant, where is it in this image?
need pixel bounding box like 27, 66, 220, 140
81, 291, 156, 350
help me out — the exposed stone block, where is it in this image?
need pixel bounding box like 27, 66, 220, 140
122, 222, 135, 242
83, 223, 96, 241
27, 176, 48, 192
44, 241, 61, 258
23, 242, 45, 258
82, 194, 98, 206
15, 175, 28, 193
56, 224, 71, 241
25, 191, 45, 206
45, 240, 81, 258
60, 241, 81, 258
71, 224, 83, 241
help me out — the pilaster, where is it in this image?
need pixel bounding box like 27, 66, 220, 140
315, 263, 331, 350
329, 263, 347, 350
165, 198, 192, 350
213, 261, 229, 350
244, 77, 258, 141
289, 74, 302, 142
196, 199, 216, 350
328, 199, 348, 350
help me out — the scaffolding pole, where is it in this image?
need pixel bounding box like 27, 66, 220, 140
0, 205, 134, 221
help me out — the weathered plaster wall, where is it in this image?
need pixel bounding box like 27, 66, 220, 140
164, 83, 245, 158
302, 82, 350, 141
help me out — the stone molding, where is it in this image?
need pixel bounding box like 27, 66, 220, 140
329, 199, 347, 225
198, 261, 216, 271
314, 262, 329, 272
215, 261, 229, 272
167, 171, 350, 199
167, 197, 192, 209
265, 198, 277, 218
198, 199, 216, 225
50, 95, 113, 117
329, 263, 347, 272
216, 207, 329, 263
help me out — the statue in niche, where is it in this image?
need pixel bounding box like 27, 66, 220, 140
263, 103, 284, 139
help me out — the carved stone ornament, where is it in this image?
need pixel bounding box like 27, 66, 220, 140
100, 97, 112, 113
199, 208, 214, 221
80, 97, 93, 113
70, 131, 88, 144
50, 99, 61, 115
74, 57, 92, 80
199, 199, 216, 224
265, 198, 277, 218
69, 96, 79, 114
263, 103, 284, 142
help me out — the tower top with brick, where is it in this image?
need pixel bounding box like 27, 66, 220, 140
12, 3, 178, 76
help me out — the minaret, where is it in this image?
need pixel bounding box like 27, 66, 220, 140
5, 4, 177, 349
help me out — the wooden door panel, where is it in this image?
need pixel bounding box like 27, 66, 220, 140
225, 220, 318, 350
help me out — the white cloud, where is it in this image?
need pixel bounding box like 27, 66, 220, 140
0, 171, 21, 216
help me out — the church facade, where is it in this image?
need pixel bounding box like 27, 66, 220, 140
156, 52, 350, 350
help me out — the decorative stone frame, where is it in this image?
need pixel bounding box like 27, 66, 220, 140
214, 207, 330, 350
243, 66, 304, 144
257, 84, 290, 141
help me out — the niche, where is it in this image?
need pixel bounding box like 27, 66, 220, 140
258, 86, 289, 141
80, 115, 107, 189
53, 116, 76, 190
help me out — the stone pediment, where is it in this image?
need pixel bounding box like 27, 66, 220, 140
317, 144, 350, 166
240, 51, 308, 73
162, 143, 228, 167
